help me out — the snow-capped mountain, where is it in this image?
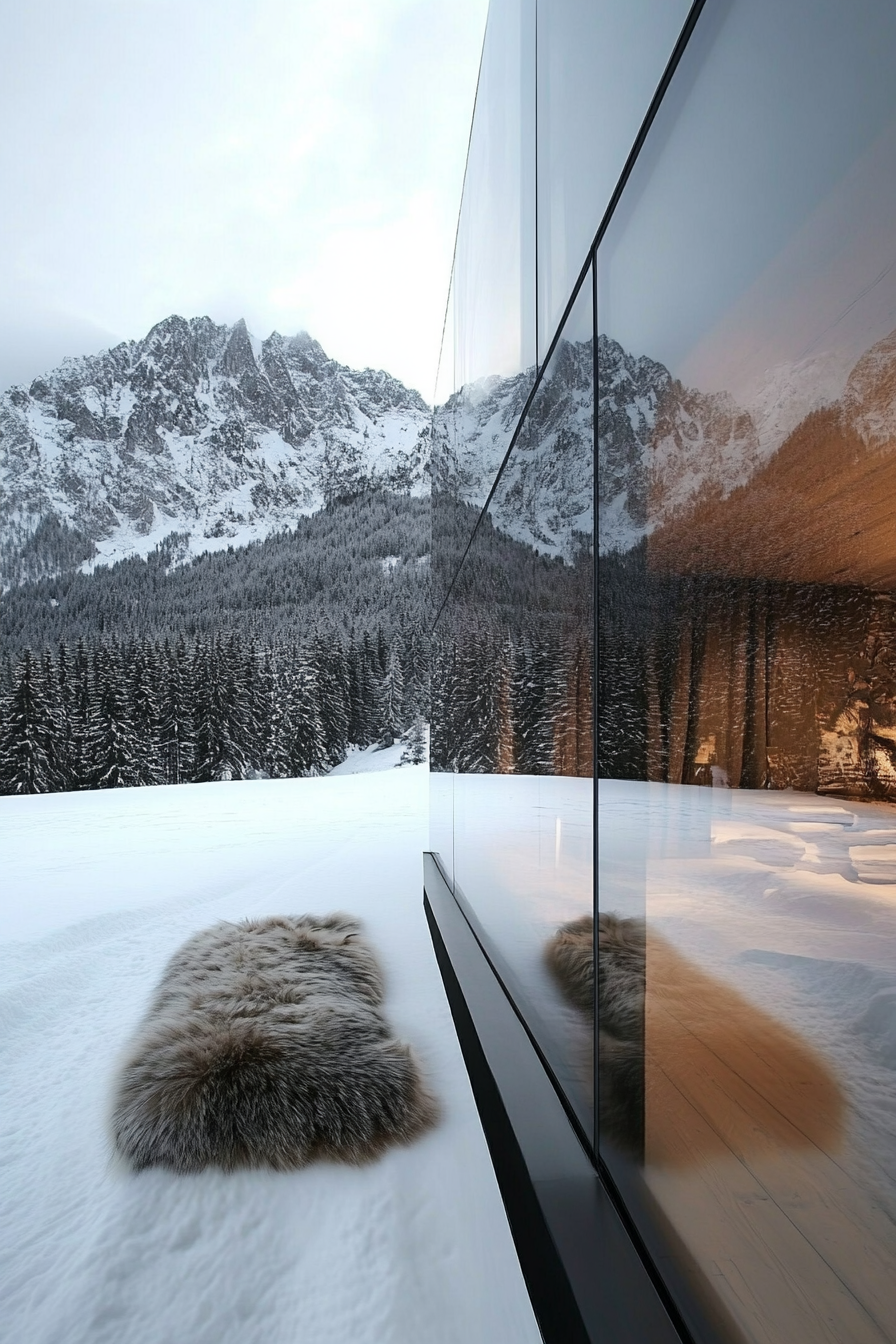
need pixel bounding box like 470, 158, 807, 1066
647, 327, 896, 587
740, 348, 854, 463
0, 316, 430, 584
600, 331, 896, 556
434, 338, 594, 561
490, 336, 593, 557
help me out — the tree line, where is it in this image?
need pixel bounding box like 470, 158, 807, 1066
431, 625, 592, 777
0, 627, 427, 795
1, 491, 431, 656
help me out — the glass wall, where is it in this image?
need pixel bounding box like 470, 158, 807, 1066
597, 0, 896, 1340
434, 272, 594, 1136
433, 0, 896, 1340
535, 0, 691, 358
446, 0, 537, 518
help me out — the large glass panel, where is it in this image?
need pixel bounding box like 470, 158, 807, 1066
536, 0, 692, 359
598, 0, 896, 1340
431, 271, 469, 621
448, 0, 537, 518
439, 272, 593, 1137
432, 0, 538, 888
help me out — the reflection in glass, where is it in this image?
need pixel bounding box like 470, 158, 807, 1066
597, 0, 896, 1339
435, 272, 594, 1137
454, 0, 535, 393
536, 0, 691, 358
439, 0, 537, 528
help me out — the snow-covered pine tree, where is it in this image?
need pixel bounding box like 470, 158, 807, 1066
158, 638, 194, 784
69, 636, 95, 788
512, 636, 555, 775
453, 629, 503, 773
429, 631, 458, 772
283, 647, 327, 776
53, 641, 75, 789
129, 641, 163, 786
89, 644, 144, 789
262, 648, 292, 779
404, 626, 430, 719
400, 714, 427, 765
347, 635, 378, 747
379, 644, 405, 745
0, 648, 61, 794
311, 630, 350, 766
230, 635, 264, 777
41, 647, 70, 789
192, 638, 243, 782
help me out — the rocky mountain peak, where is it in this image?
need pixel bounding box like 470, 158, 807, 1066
0, 317, 431, 587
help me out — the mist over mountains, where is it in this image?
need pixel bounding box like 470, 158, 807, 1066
0, 315, 430, 587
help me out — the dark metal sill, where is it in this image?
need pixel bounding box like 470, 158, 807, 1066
423, 852, 683, 1344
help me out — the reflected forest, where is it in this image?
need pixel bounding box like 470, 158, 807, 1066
599, 324, 896, 804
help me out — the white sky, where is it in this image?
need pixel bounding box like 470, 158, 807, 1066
0, 0, 488, 401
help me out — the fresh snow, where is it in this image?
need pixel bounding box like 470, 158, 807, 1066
329, 742, 411, 776
0, 771, 540, 1344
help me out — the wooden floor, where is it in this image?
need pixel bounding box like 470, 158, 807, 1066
643, 933, 896, 1344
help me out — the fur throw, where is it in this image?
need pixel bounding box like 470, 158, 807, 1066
111, 914, 439, 1173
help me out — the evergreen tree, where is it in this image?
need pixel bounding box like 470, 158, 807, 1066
0, 649, 60, 793
129, 642, 163, 785
89, 645, 143, 789
453, 630, 502, 773
512, 637, 556, 775
158, 638, 194, 784
69, 637, 95, 789
263, 648, 292, 778
400, 714, 427, 765
379, 644, 405, 744
284, 648, 328, 776
311, 631, 350, 765
41, 648, 70, 788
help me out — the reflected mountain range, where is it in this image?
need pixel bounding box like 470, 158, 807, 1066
433, 337, 593, 563
437, 326, 896, 586
603, 326, 896, 586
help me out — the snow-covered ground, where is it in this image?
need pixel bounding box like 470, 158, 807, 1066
0, 769, 540, 1344
328, 726, 428, 777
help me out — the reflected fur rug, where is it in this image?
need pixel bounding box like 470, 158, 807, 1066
112, 914, 439, 1173
545, 912, 844, 1163
545, 912, 646, 1149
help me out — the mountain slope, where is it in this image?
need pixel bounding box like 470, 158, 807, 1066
0, 316, 430, 585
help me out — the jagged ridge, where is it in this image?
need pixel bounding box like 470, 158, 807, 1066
0, 316, 431, 585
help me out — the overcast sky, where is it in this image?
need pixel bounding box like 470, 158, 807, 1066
0, 0, 487, 400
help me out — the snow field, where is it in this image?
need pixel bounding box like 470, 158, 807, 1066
0, 770, 540, 1344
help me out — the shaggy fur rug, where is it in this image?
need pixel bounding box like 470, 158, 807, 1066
111, 914, 439, 1173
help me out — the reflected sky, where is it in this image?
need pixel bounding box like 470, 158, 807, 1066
452, 0, 536, 389
536, 0, 691, 357
600, 0, 896, 402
